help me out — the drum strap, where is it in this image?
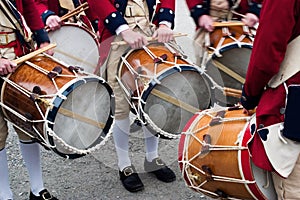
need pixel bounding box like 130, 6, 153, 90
268, 35, 300, 88
0, 0, 33, 46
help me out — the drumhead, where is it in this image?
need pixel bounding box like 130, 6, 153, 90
206, 43, 252, 106
141, 65, 211, 138
46, 76, 114, 159
48, 24, 100, 74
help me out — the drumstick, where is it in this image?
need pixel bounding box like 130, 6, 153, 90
111, 33, 188, 46
213, 21, 245, 27
223, 87, 242, 98
151, 88, 199, 114
58, 107, 105, 129
212, 59, 245, 84
44, 3, 89, 30
13, 43, 57, 65
231, 10, 246, 18
61, 2, 89, 21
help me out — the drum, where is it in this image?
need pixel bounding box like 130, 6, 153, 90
47, 23, 100, 74
205, 23, 255, 105
178, 106, 277, 199
118, 42, 211, 139
1, 54, 114, 159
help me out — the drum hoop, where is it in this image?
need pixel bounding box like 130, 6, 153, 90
1, 74, 13, 119
211, 42, 253, 58
45, 76, 114, 159
239, 115, 270, 199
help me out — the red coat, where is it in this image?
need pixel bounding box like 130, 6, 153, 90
87, 0, 176, 42
186, 0, 263, 28
242, 0, 300, 170
10, 0, 49, 55
16, 0, 46, 31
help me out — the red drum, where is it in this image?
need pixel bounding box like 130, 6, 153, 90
178, 107, 277, 199
48, 23, 100, 74
204, 23, 255, 105
118, 42, 212, 139
1, 54, 114, 159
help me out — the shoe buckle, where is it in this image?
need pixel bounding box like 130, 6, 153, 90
155, 158, 165, 166
124, 167, 134, 176
41, 191, 53, 200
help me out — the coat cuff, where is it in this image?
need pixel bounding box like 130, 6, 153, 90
248, 2, 262, 18
41, 10, 56, 25
104, 11, 128, 35
32, 29, 50, 47
240, 86, 261, 110
157, 8, 175, 29
190, 4, 209, 26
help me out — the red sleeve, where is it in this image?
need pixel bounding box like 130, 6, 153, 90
185, 0, 204, 10
160, 0, 175, 11
244, 0, 297, 97
87, 0, 118, 22
34, 0, 50, 15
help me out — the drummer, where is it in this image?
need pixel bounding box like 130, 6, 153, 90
185, 0, 262, 66
87, 0, 176, 193
0, 0, 58, 199
34, 0, 99, 32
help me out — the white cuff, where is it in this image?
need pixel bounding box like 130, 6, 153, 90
159, 21, 172, 28
116, 24, 130, 35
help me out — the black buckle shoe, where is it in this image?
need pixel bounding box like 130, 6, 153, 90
29, 189, 58, 200
119, 165, 144, 192
144, 157, 176, 183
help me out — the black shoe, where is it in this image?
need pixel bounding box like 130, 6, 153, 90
144, 157, 176, 183
119, 165, 144, 192
29, 189, 58, 200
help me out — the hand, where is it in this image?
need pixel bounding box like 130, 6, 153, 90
152, 24, 174, 43
120, 29, 148, 49
0, 58, 17, 76
39, 42, 54, 56
198, 15, 214, 32
242, 108, 256, 115
46, 15, 62, 31
242, 13, 259, 28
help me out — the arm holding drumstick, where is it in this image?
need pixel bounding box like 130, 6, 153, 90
0, 43, 56, 76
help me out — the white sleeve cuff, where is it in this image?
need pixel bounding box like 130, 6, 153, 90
159, 21, 172, 28
116, 24, 130, 35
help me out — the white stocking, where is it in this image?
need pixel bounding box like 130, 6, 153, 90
19, 142, 44, 196
0, 148, 13, 200
142, 126, 158, 162
113, 117, 131, 171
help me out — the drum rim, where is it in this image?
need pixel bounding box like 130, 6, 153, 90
239, 115, 273, 199
211, 42, 253, 59
46, 76, 114, 159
